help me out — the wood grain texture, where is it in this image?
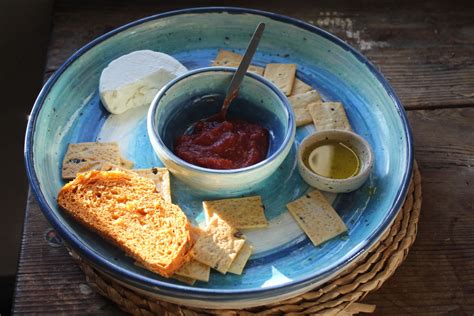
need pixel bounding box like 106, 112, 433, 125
362, 108, 474, 315
15, 0, 474, 315
13, 191, 124, 315
43, 0, 474, 109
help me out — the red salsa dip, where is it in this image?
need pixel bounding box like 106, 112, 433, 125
174, 119, 269, 169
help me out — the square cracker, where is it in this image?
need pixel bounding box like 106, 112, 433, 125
212, 49, 264, 75
103, 156, 134, 170
228, 242, 253, 275
191, 215, 245, 274
120, 156, 134, 169
287, 190, 347, 246
62, 142, 121, 179
172, 275, 196, 285
264, 63, 297, 96
132, 168, 171, 203
134, 260, 197, 284
307, 101, 352, 131
291, 78, 313, 95
175, 260, 210, 282
288, 90, 321, 109
294, 107, 313, 127
203, 196, 268, 229
288, 90, 321, 127
100, 163, 134, 174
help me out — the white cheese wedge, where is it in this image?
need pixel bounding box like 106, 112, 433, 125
99, 50, 188, 114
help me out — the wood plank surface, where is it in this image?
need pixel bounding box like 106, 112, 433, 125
363, 108, 474, 315
44, 0, 474, 110
13, 191, 124, 315
14, 1, 474, 315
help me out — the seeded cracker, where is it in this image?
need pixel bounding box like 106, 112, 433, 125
134, 260, 196, 285
287, 190, 347, 246
191, 215, 245, 274
291, 78, 313, 95
212, 49, 264, 75
307, 101, 352, 131
264, 63, 297, 96
288, 90, 322, 127
136, 259, 198, 285
228, 243, 253, 275
175, 260, 210, 282
120, 156, 134, 169
172, 275, 196, 285
293, 107, 313, 127
62, 142, 121, 179
100, 163, 134, 173
288, 90, 321, 108
132, 168, 171, 203
203, 196, 268, 229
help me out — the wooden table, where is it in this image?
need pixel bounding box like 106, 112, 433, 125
13, 1, 474, 314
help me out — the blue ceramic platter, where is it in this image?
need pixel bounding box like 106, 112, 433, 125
25, 7, 412, 308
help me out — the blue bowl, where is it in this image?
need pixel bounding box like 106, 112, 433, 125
147, 67, 295, 197
24, 7, 413, 309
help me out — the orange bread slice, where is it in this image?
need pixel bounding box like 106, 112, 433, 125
57, 170, 192, 277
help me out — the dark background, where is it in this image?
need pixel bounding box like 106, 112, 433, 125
0, 0, 53, 314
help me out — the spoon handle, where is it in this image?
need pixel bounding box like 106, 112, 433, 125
220, 22, 265, 118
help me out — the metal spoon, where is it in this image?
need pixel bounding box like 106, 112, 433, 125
216, 22, 266, 120
184, 23, 265, 135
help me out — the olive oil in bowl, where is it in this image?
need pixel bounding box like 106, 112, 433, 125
305, 140, 360, 179
297, 130, 373, 193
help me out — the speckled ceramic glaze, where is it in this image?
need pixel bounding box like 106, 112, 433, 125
297, 130, 374, 193
24, 7, 413, 309
147, 67, 295, 197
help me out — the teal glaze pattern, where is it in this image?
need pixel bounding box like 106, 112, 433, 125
25, 8, 412, 307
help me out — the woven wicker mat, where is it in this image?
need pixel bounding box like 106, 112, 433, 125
72, 161, 421, 316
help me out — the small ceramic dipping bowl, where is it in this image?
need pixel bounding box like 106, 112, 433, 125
297, 130, 374, 193
147, 67, 295, 197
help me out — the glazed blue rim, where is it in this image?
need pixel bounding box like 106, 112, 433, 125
24, 7, 413, 301
147, 66, 295, 174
